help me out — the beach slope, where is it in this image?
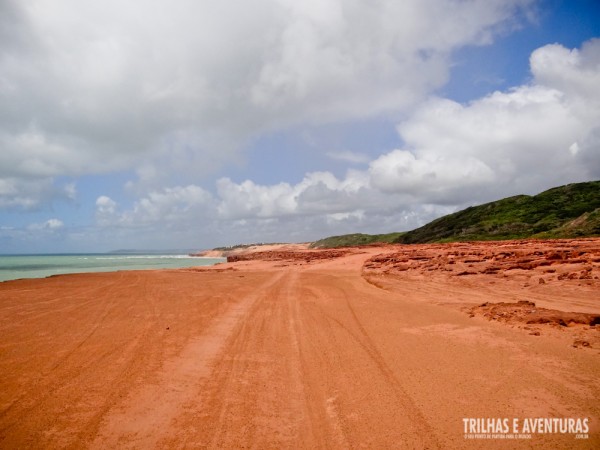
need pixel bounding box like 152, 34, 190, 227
0, 240, 598, 448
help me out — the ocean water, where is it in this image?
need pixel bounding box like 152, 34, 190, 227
0, 254, 226, 283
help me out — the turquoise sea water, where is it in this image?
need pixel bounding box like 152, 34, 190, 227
0, 254, 226, 282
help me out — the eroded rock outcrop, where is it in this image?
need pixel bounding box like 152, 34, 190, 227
362, 238, 600, 283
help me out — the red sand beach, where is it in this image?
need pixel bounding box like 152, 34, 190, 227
0, 239, 599, 448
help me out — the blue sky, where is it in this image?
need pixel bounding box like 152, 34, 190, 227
0, 0, 599, 253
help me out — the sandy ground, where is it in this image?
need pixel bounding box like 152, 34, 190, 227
192, 242, 310, 258
0, 239, 598, 448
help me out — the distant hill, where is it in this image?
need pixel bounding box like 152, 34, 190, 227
310, 232, 405, 249
396, 181, 600, 244
310, 181, 600, 248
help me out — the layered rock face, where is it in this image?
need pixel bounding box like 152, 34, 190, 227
362, 238, 600, 283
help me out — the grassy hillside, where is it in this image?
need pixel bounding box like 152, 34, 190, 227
310, 232, 405, 248
396, 181, 600, 244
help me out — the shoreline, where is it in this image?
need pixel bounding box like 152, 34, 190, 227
0, 238, 598, 448
0, 253, 226, 283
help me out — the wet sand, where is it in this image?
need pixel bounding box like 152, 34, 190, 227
0, 239, 598, 448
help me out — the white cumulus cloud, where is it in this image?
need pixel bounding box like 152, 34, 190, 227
216, 170, 374, 220
0, 177, 76, 210
28, 218, 64, 231
96, 185, 213, 227
0, 0, 534, 208
72, 38, 600, 250
369, 39, 600, 203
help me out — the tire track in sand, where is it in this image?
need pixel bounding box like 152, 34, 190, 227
90, 271, 286, 449
168, 270, 317, 449
301, 271, 442, 449
180, 267, 441, 449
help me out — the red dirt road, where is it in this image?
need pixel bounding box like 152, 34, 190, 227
0, 241, 598, 448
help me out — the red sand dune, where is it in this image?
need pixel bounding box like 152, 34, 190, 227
0, 239, 598, 448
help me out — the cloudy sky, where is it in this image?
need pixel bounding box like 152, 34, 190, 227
1, 0, 599, 253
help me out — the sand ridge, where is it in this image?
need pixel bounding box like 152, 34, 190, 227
192, 242, 311, 258
0, 239, 598, 448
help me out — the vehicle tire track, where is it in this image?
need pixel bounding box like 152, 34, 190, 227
301, 272, 442, 449
91, 271, 286, 449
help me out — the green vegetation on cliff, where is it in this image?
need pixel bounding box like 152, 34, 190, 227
310, 232, 405, 248
396, 181, 600, 244
311, 181, 600, 248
